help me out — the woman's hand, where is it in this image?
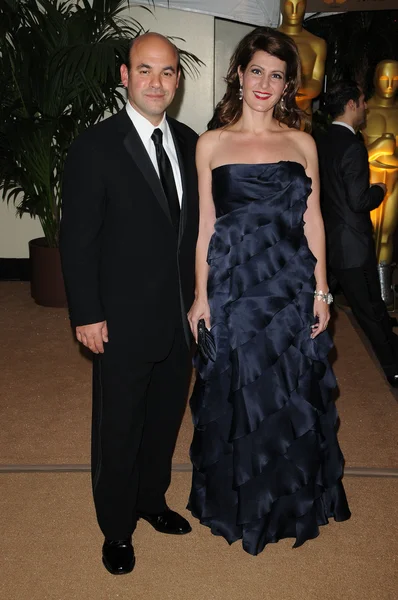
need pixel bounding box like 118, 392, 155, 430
188, 296, 211, 343
311, 299, 330, 339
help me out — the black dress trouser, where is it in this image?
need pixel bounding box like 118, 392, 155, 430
91, 326, 191, 540
331, 256, 398, 376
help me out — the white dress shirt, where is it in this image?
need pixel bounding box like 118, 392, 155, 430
125, 101, 183, 206
332, 121, 356, 135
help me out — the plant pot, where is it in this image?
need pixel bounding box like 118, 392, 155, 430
29, 237, 67, 308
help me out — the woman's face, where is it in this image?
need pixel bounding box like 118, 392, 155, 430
239, 51, 287, 114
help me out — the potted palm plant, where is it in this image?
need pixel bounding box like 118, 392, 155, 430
0, 0, 203, 306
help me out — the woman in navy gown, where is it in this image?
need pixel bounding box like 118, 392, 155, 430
187, 27, 351, 556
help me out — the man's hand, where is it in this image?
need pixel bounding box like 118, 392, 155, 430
372, 182, 387, 195
76, 321, 108, 354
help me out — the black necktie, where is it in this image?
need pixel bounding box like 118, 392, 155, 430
151, 128, 180, 233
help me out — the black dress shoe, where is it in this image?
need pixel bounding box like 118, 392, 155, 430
137, 508, 192, 535
102, 538, 135, 575
386, 374, 398, 387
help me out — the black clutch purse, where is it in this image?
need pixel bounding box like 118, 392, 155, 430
197, 319, 216, 364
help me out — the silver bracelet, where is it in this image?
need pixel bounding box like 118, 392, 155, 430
314, 290, 333, 305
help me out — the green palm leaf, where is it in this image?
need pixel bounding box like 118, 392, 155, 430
0, 0, 204, 247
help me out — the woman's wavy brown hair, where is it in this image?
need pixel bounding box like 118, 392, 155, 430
208, 26, 303, 130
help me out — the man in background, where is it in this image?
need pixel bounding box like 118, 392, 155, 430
60, 33, 199, 575
316, 79, 398, 387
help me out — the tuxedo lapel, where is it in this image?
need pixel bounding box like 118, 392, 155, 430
168, 118, 189, 246
122, 118, 173, 226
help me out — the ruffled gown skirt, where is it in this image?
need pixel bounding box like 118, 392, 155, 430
187, 162, 351, 555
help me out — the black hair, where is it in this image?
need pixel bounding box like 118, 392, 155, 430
324, 79, 362, 119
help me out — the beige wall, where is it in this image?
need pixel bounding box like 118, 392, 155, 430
133, 6, 214, 133
214, 19, 254, 107
0, 203, 44, 258
0, 5, 214, 259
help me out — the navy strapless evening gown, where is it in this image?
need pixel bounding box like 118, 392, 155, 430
188, 162, 351, 555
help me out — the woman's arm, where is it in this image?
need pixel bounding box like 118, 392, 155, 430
301, 134, 330, 338
187, 132, 217, 340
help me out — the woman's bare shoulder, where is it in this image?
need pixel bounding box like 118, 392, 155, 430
198, 127, 228, 142
197, 128, 231, 161
284, 128, 317, 154
285, 127, 314, 143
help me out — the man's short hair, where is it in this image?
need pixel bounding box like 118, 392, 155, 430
325, 79, 361, 119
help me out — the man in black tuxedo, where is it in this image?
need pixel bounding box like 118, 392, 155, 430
60, 33, 199, 574
316, 79, 398, 386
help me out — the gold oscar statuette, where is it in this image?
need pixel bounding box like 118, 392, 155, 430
363, 60, 398, 268
278, 0, 326, 123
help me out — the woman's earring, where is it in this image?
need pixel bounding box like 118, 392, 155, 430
280, 96, 286, 111
238, 84, 243, 101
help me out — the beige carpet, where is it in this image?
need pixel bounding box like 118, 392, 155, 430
1, 472, 396, 600
1, 281, 397, 600
0, 282, 91, 464
331, 308, 398, 468
1, 282, 397, 468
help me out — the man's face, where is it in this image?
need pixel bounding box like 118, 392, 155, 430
353, 93, 367, 129
120, 35, 180, 126
281, 0, 306, 25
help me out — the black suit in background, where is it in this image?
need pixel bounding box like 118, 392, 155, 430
60, 107, 199, 539
316, 123, 398, 377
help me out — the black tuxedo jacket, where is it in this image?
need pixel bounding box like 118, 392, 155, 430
60, 108, 199, 358
315, 124, 384, 269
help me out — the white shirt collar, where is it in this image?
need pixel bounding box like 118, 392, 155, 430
125, 101, 168, 142
332, 121, 356, 135
124, 100, 182, 205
